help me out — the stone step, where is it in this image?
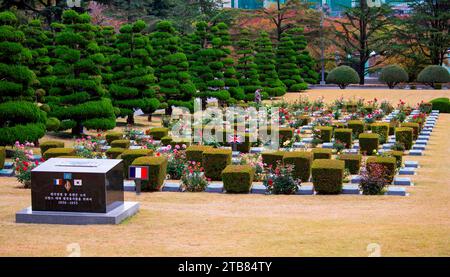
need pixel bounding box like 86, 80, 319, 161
404, 161, 419, 168
342, 184, 360, 195
393, 177, 413, 186
412, 144, 426, 150
162, 182, 181, 192
386, 186, 407, 196
205, 183, 224, 193
409, 149, 423, 156
399, 167, 416, 175
250, 184, 266, 194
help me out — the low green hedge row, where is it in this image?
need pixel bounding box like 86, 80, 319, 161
282, 151, 312, 182
366, 156, 396, 183
312, 148, 332, 160
261, 151, 285, 168
400, 122, 420, 140
43, 148, 76, 160
359, 133, 379, 155
39, 141, 64, 155
186, 145, 213, 163
222, 165, 254, 193
147, 127, 169, 140
395, 127, 413, 150
105, 131, 123, 144
334, 128, 352, 148
338, 154, 362, 174
311, 159, 345, 194
317, 126, 333, 143
132, 156, 168, 191
105, 147, 126, 159
202, 148, 232, 181
110, 139, 130, 149
370, 122, 389, 144
347, 120, 364, 137
118, 149, 154, 178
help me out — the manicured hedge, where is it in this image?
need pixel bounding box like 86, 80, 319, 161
110, 139, 130, 149
359, 133, 379, 155
338, 154, 362, 174
430, 97, 449, 113
282, 151, 312, 182
386, 150, 403, 168
105, 147, 125, 159
202, 148, 232, 181
105, 131, 123, 144
161, 136, 172, 146
279, 127, 294, 146
347, 120, 364, 137
147, 127, 169, 140
262, 151, 285, 168
119, 149, 154, 178
0, 146, 5, 169
334, 128, 352, 148
379, 64, 408, 89
312, 159, 345, 194
43, 148, 76, 160
317, 126, 333, 143
222, 165, 254, 193
312, 148, 332, 160
395, 127, 413, 150
401, 122, 420, 140
370, 122, 389, 144
366, 156, 396, 183
417, 65, 450, 88
326, 65, 360, 89
40, 141, 64, 155
186, 145, 212, 163
132, 156, 168, 191
235, 133, 251, 153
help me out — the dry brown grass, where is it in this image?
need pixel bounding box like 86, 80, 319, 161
0, 89, 449, 257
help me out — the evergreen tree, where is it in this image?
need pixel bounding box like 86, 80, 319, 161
254, 31, 286, 97
46, 10, 116, 135
110, 20, 160, 125
235, 29, 261, 102
276, 34, 307, 92
287, 27, 318, 84
19, 19, 53, 102
96, 25, 118, 88
150, 20, 196, 112
0, 11, 46, 145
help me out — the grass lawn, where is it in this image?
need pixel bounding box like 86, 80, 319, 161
0, 89, 449, 257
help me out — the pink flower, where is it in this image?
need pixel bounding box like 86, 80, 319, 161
182, 144, 187, 149
175, 145, 180, 150
166, 145, 172, 150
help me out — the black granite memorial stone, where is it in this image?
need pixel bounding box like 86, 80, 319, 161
31, 158, 124, 213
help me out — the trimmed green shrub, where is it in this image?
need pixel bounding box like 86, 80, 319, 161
119, 149, 153, 178
326, 65, 360, 89
0, 146, 5, 169
282, 151, 312, 182
222, 165, 254, 193
370, 122, 389, 144
317, 126, 333, 143
161, 136, 173, 146
202, 148, 232, 181
235, 133, 251, 153
46, 117, 61, 132
379, 64, 408, 89
235, 29, 261, 99
334, 128, 353, 148
312, 148, 332, 160
186, 145, 213, 163
347, 120, 364, 137
338, 154, 362, 174
132, 156, 168, 191
395, 127, 413, 150
105, 147, 125, 159
389, 121, 397, 136
43, 148, 76, 160
105, 131, 123, 144
262, 151, 285, 168
430, 97, 449, 113
147, 127, 169, 140
110, 139, 130, 149
40, 141, 64, 155
366, 156, 396, 183
417, 65, 450, 88
169, 139, 191, 148
386, 150, 403, 169
359, 133, 379, 155
311, 159, 345, 194
279, 127, 294, 146
401, 122, 420, 140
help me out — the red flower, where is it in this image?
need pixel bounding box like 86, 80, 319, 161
267, 179, 273, 187
156, 152, 161, 157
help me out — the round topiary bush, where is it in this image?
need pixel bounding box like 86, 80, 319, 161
46, 117, 60, 131
429, 97, 449, 113
326, 65, 360, 89
417, 65, 450, 88
379, 64, 408, 89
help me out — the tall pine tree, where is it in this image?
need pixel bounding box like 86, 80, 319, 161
254, 31, 286, 97
46, 10, 116, 135
235, 29, 261, 102
0, 11, 46, 145
150, 20, 196, 112
287, 27, 318, 84
110, 20, 160, 125
276, 33, 307, 92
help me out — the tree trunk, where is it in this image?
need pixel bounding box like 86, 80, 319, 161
71, 122, 83, 136
127, 115, 135, 125
147, 114, 153, 122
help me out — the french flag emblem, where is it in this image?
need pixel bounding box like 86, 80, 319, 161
129, 166, 148, 180
54, 179, 63, 186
